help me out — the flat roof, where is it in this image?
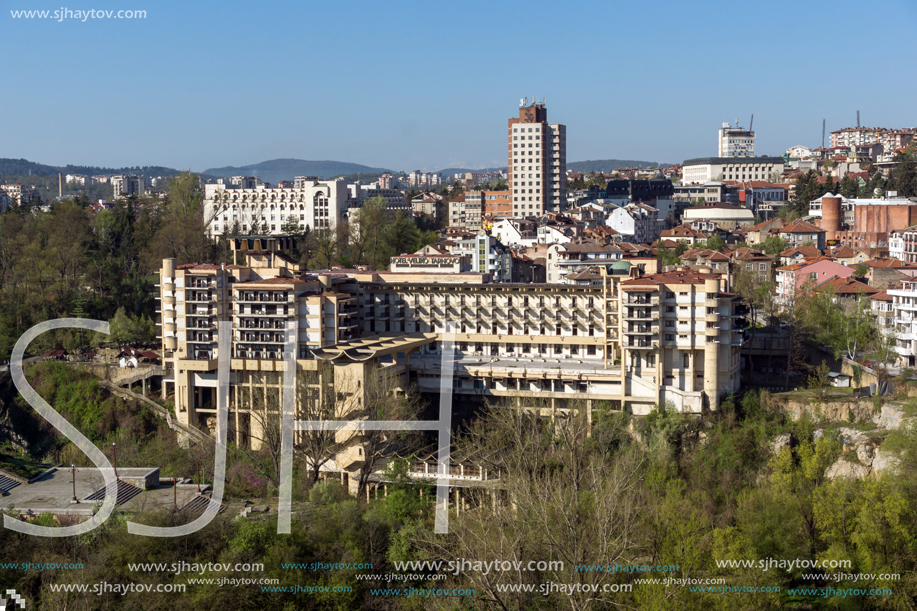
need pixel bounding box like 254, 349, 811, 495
683, 156, 785, 166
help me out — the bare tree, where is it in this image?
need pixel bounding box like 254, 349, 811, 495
415, 401, 648, 611
293, 364, 358, 485
350, 368, 423, 500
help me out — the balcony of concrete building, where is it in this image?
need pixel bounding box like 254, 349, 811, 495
236, 292, 293, 303
706, 298, 720, 308
624, 323, 657, 336
244, 304, 290, 316
624, 309, 658, 321
186, 278, 220, 289
234, 347, 290, 360
625, 295, 658, 306
236, 318, 285, 329
236, 331, 285, 344
186, 292, 215, 303
187, 333, 214, 344
187, 307, 215, 316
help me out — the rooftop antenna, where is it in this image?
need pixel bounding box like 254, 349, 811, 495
822, 119, 826, 148
857, 110, 860, 128
749, 114, 754, 132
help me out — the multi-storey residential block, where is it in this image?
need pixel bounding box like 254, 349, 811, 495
407, 170, 442, 188
450, 191, 510, 230
480, 190, 512, 218
508, 99, 566, 214
731, 248, 775, 284
830, 127, 881, 148
775, 258, 853, 308
378, 174, 396, 189
546, 242, 625, 283
888, 281, 917, 367
607, 203, 659, 244
158, 239, 744, 470
111, 175, 145, 198
411, 192, 442, 219
204, 178, 351, 237
0, 184, 38, 205
779, 220, 827, 250
446, 230, 513, 282
718, 121, 756, 157
888, 224, 917, 263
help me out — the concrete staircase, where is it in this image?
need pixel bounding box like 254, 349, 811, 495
84, 480, 143, 505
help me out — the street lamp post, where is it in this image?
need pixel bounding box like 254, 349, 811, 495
112, 442, 118, 479
195, 462, 201, 493
71, 464, 77, 502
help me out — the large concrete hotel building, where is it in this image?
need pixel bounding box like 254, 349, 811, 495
202, 177, 351, 238
509, 98, 566, 214
158, 238, 744, 472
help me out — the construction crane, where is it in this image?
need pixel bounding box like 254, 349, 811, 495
822, 119, 826, 148
749, 114, 754, 132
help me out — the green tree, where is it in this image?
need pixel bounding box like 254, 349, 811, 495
890, 149, 917, 197
705, 233, 726, 252
839, 173, 858, 198
759, 235, 788, 255
769, 434, 842, 555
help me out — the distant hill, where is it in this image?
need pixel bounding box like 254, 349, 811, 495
567, 159, 670, 173
0, 158, 183, 179
202, 159, 393, 184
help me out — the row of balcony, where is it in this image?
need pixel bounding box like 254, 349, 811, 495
186, 280, 218, 289
187, 310, 217, 318
234, 307, 291, 317
237, 334, 286, 344
186, 293, 217, 303
236, 320, 286, 329
235, 293, 294, 303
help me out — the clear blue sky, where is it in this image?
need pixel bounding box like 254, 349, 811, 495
4, 0, 916, 173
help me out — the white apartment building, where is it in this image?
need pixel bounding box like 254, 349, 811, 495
889, 224, 917, 264
606, 203, 659, 244
546, 242, 624, 283
490, 218, 537, 247
447, 230, 513, 282
111, 175, 145, 198
682, 157, 785, 185
830, 127, 882, 148
407, 170, 442, 188
448, 193, 481, 229
204, 178, 351, 237
786, 145, 812, 159
888, 281, 917, 367
508, 99, 566, 215
0, 184, 38, 205
718, 122, 756, 157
